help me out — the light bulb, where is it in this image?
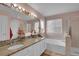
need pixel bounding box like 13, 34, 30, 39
18, 6, 22, 9
14, 4, 17, 7
22, 8, 25, 11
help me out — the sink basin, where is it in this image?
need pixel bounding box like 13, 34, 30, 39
8, 44, 24, 50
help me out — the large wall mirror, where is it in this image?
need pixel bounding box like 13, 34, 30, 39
0, 4, 36, 41
34, 19, 45, 36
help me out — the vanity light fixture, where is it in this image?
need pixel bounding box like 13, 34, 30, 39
0, 3, 37, 18
30, 12, 37, 18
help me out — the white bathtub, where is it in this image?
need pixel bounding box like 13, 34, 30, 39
46, 38, 65, 55
46, 39, 65, 46
71, 47, 79, 56
46, 39, 79, 56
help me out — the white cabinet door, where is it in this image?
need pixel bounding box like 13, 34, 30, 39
33, 39, 46, 56
28, 39, 46, 56
0, 16, 9, 41
33, 42, 41, 56
26, 45, 35, 56
41, 39, 46, 55
40, 39, 46, 54
11, 47, 30, 56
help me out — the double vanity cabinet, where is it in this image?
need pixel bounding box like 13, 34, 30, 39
11, 38, 46, 56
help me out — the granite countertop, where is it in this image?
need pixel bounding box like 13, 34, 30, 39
0, 37, 45, 56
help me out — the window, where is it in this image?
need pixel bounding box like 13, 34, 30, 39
47, 19, 62, 33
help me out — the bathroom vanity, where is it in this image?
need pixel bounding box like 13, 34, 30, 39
0, 37, 46, 56
11, 38, 46, 56
0, 4, 46, 56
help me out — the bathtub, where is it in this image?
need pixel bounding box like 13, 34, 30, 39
46, 38, 65, 55
46, 39, 65, 46
71, 47, 79, 56
46, 38, 79, 56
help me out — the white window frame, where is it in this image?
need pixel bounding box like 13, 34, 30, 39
47, 19, 62, 34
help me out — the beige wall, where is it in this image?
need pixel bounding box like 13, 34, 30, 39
70, 16, 79, 48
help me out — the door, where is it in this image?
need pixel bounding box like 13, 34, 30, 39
0, 15, 9, 41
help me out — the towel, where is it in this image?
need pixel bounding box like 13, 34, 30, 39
10, 28, 13, 39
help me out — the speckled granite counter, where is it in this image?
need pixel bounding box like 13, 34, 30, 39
0, 37, 45, 56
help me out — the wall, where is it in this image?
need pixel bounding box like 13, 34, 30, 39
70, 16, 79, 48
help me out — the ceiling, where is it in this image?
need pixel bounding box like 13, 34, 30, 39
28, 3, 79, 16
